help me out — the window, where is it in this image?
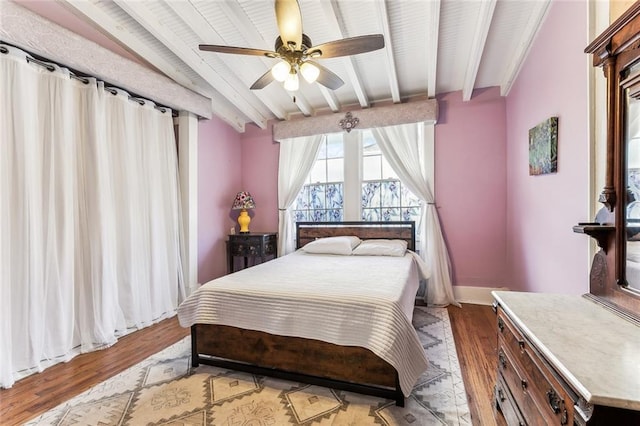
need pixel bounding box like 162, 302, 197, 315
293, 130, 421, 226
361, 131, 421, 223
293, 134, 344, 222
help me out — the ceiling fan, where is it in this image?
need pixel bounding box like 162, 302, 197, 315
198, 0, 385, 92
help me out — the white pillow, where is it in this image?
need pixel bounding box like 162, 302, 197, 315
302, 236, 361, 255
352, 239, 408, 257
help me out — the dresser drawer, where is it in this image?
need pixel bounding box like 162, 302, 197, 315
498, 346, 548, 426
229, 234, 275, 256
498, 310, 575, 425
229, 239, 261, 256
495, 374, 526, 426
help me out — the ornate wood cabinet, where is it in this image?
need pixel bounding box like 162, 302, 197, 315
578, 1, 640, 319
227, 232, 277, 273
494, 3, 640, 424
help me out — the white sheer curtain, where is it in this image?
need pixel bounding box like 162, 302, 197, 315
277, 135, 324, 255
372, 123, 458, 307
0, 45, 185, 389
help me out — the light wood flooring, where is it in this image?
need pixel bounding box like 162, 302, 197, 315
0, 303, 501, 425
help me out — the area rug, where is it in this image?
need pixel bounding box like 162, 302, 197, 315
26, 307, 471, 425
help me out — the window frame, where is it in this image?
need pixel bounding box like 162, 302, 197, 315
293, 124, 435, 223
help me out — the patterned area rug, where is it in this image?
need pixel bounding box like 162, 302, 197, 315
26, 307, 470, 425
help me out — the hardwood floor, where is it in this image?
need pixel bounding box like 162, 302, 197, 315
448, 303, 505, 426
0, 304, 501, 425
0, 316, 189, 425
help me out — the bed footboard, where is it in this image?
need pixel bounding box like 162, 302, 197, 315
190, 324, 405, 407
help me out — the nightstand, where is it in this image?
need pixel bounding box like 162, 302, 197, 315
227, 232, 277, 273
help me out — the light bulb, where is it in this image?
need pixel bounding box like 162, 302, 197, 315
300, 62, 320, 84
284, 71, 299, 91
271, 61, 291, 82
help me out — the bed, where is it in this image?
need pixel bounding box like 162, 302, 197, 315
177, 221, 429, 406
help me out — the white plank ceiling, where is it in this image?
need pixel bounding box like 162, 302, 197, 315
17, 0, 551, 132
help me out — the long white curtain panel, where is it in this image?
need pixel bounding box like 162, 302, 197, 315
277, 135, 323, 255
0, 45, 185, 389
373, 123, 458, 307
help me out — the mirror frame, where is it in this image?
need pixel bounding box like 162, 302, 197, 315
622, 64, 640, 290
583, 2, 640, 323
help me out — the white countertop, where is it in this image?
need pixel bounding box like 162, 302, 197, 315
492, 291, 640, 411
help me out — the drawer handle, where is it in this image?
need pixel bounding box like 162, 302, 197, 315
498, 352, 507, 369
497, 388, 506, 402
520, 379, 527, 390
546, 388, 561, 413
498, 317, 505, 333
518, 340, 525, 350
546, 389, 568, 424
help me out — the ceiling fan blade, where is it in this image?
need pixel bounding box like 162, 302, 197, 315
306, 35, 385, 59
308, 61, 344, 90
199, 44, 278, 58
275, 0, 302, 49
250, 69, 275, 90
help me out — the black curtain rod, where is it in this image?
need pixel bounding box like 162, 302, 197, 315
0, 43, 173, 115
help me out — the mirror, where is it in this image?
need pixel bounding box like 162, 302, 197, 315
584, 2, 640, 318
625, 62, 640, 292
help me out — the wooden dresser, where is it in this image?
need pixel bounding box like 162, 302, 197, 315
493, 5, 640, 425
493, 291, 640, 425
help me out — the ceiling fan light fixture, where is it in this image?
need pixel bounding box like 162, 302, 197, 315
199, 1, 385, 93
271, 60, 291, 82
283, 71, 299, 91
300, 62, 320, 84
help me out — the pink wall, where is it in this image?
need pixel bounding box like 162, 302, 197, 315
505, 0, 590, 294
197, 117, 242, 283
239, 123, 280, 233
237, 91, 509, 290
435, 87, 507, 288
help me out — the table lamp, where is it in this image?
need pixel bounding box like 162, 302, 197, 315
232, 191, 256, 233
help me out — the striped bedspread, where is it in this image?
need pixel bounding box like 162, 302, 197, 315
177, 250, 429, 396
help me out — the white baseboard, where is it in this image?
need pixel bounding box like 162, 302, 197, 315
453, 286, 510, 306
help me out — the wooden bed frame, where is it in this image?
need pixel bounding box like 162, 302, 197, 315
190, 221, 416, 406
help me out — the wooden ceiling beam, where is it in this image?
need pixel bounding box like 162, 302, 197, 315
500, 0, 551, 96
462, 0, 497, 101
165, 1, 287, 122
426, 0, 441, 98
319, 1, 367, 108
374, 0, 401, 103
114, 0, 270, 129
59, 0, 245, 131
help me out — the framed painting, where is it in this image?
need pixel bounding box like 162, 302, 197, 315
529, 117, 558, 175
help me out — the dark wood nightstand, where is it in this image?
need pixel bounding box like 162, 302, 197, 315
227, 232, 277, 273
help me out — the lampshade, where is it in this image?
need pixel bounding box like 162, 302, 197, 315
300, 62, 320, 84
283, 71, 299, 91
271, 60, 291, 82
231, 191, 256, 210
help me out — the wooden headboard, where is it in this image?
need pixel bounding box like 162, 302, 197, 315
296, 221, 416, 251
